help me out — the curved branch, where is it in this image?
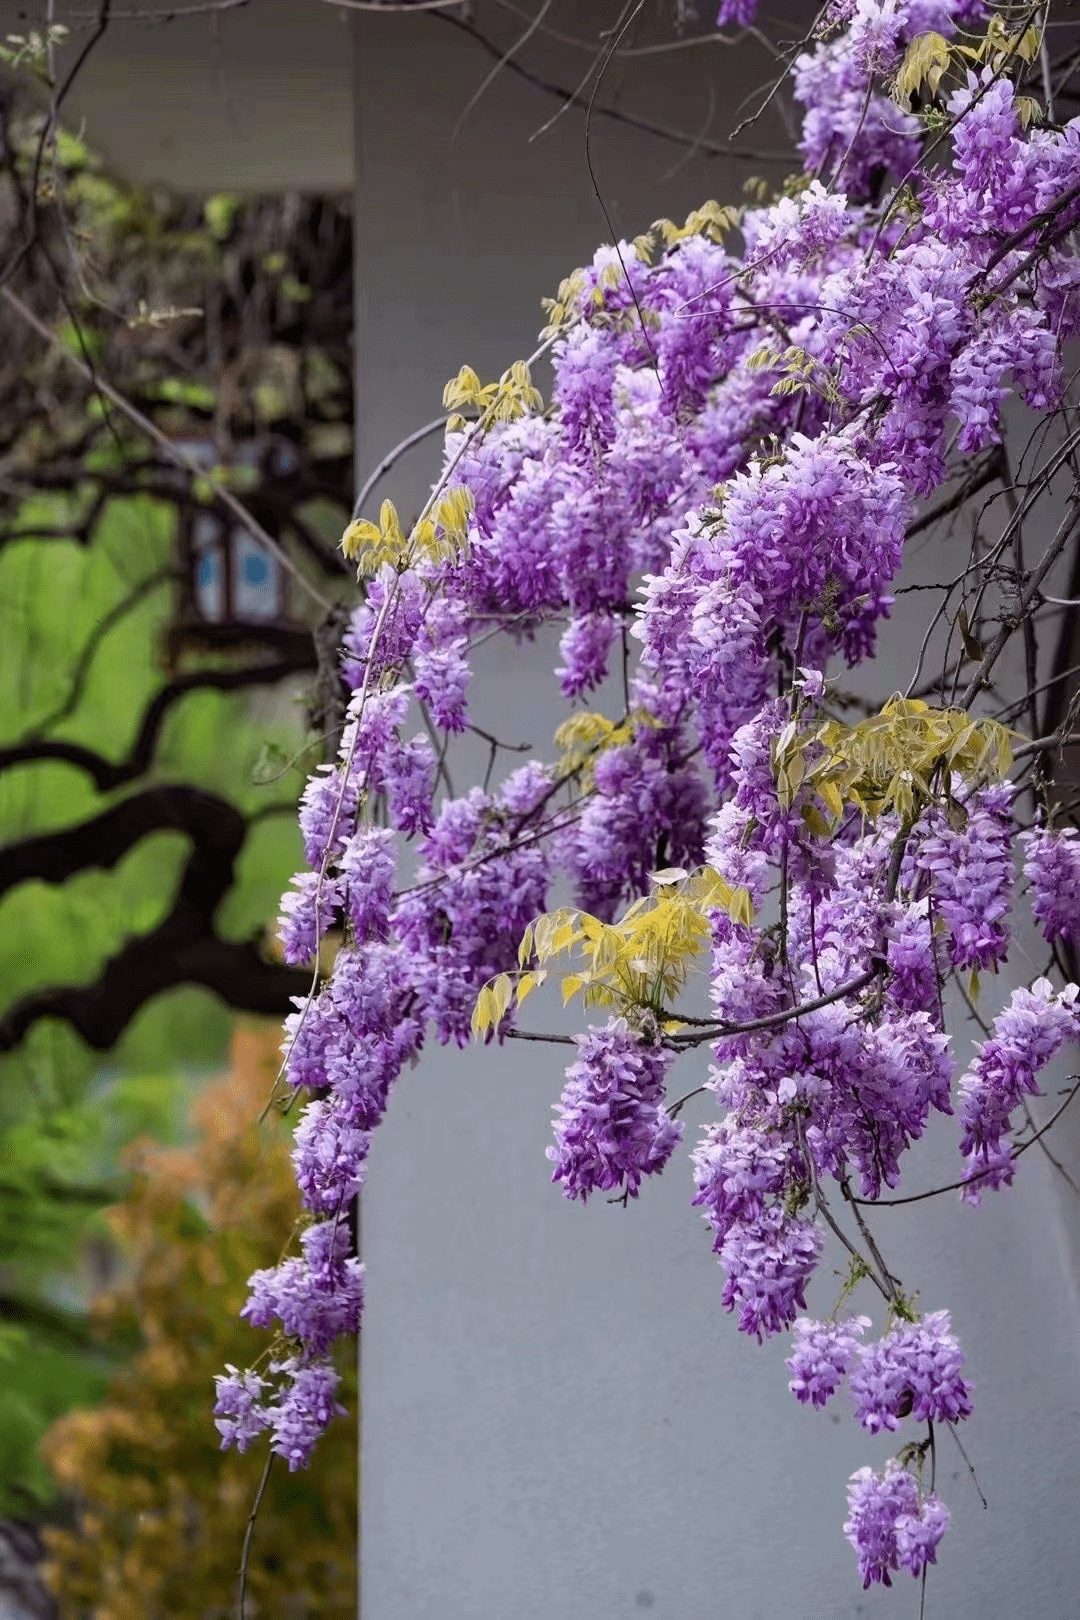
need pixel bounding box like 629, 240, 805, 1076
666, 966, 880, 1049
0, 653, 315, 791
0, 784, 244, 901
0, 784, 310, 1053
0, 934, 311, 1054
432, 8, 795, 165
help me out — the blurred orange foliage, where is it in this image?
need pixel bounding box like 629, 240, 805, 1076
40, 1024, 357, 1619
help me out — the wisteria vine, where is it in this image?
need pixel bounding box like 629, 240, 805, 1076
215, 0, 1080, 1596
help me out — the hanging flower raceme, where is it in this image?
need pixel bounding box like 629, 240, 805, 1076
844, 1461, 951, 1588
787, 1315, 871, 1409
217, 0, 1080, 1590
908, 783, 1015, 972
849, 1310, 974, 1433
959, 979, 1080, 1199
1021, 824, 1080, 947
548, 1020, 681, 1202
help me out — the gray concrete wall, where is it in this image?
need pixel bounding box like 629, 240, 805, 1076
351, 9, 1080, 1618
0, 0, 353, 193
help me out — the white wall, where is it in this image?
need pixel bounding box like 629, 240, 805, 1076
352, 8, 1080, 1618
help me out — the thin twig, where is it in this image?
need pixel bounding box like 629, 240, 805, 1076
451, 0, 557, 140
320, 0, 465, 10
66, 0, 247, 14
351, 416, 448, 521
852, 1079, 1080, 1207
429, 6, 793, 163
506, 1028, 575, 1045
945, 1420, 987, 1510
667, 966, 879, 1048
237, 1448, 274, 1620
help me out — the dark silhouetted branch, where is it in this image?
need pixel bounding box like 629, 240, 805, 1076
0, 653, 315, 790
0, 782, 310, 1052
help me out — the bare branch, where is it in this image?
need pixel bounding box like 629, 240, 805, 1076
0, 782, 310, 1052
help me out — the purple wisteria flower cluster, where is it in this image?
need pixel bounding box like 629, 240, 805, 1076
220, 0, 1080, 1593
548, 1020, 681, 1202
787, 1308, 973, 1431
845, 1460, 951, 1588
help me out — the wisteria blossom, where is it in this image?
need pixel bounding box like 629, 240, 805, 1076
220, 0, 1080, 1594
548, 1020, 681, 1202
849, 1311, 974, 1433
845, 1461, 951, 1587
787, 1315, 871, 1409
1021, 824, 1080, 947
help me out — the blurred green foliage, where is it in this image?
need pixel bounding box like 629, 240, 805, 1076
0, 489, 306, 1512
40, 1026, 356, 1617
0, 85, 351, 1521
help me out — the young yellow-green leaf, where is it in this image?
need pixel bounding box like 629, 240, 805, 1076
561, 972, 586, 1006
471, 983, 496, 1038
818, 778, 845, 821
894, 31, 951, 103
490, 973, 513, 1026
443, 364, 485, 411
730, 886, 754, 929
649, 866, 689, 887
1014, 24, 1041, 63
516, 969, 546, 1008
434, 485, 474, 545
551, 918, 583, 958
340, 517, 380, 562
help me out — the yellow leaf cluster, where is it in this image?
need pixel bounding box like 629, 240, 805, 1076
540, 268, 590, 337
1015, 94, 1042, 128
979, 13, 1041, 70
553, 708, 659, 789
471, 868, 753, 1034
340, 495, 407, 572
540, 203, 741, 340
640, 200, 741, 257
470, 966, 547, 1039
893, 31, 952, 103
442, 359, 543, 431
340, 486, 473, 577
893, 19, 1043, 112
39, 1025, 356, 1620
784, 697, 1015, 827
747, 343, 841, 405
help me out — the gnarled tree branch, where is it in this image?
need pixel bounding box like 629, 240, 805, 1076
0, 784, 245, 900
0, 652, 316, 791
0, 783, 311, 1053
